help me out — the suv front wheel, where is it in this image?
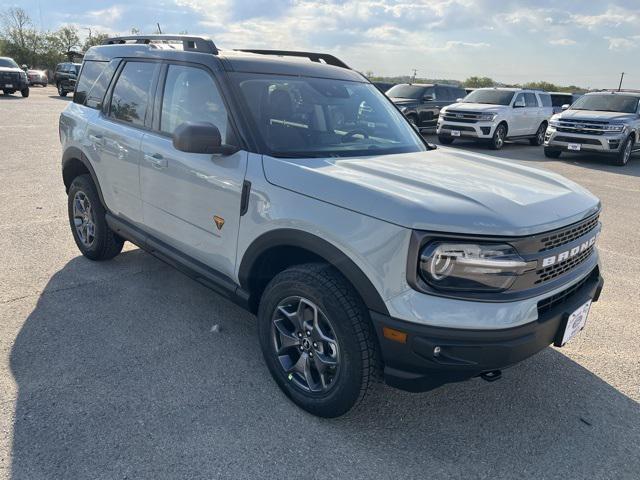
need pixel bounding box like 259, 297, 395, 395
257, 263, 380, 417
67, 174, 124, 260
490, 123, 507, 150
57, 83, 67, 97
614, 135, 634, 166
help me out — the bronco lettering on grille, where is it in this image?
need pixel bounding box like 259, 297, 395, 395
541, 235, 597, 267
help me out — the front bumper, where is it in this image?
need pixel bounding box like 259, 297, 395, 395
545, 127, 626, 153
436, 119, 497, 139
371, 267, 603, 392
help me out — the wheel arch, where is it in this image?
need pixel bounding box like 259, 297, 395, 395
497, 120, 509, 135
238, 229, 389, 316
62, 147, 106, 207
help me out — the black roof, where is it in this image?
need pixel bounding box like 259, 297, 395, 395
87, 35, 366, 83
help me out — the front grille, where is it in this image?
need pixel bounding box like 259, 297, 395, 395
0, 72, 19, 83
556, 119, 608, 136
554, 136, 602, 145
535, 245, 595, 284
539, 214, 599, 252
442, 110, 482, 123
441, 124, 475, 132
537, 268, 597, 315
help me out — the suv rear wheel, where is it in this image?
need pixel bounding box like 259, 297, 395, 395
530, 122, 547, 146
57, 83, 67, 97
490, 123, 507, 150
67, 174, 124, 260
257, 263, 380, 417
614, 135, 634, 166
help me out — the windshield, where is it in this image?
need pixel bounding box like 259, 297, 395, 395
463, 90, 514, 105
385, 84, 427, 99
0, 58, 19, 69
571, 94, 639, 113
233, 73, 427, 158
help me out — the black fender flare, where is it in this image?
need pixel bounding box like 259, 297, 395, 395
238, 229, 389, 315
62, 146, 106, 207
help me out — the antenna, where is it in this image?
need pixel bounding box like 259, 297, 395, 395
411, 69, 417, 83
157, 23, 162, 34
618, 72, 625, 91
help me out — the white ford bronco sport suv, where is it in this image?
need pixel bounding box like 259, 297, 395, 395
437, 87, 553, 149
59, 36, 603, 417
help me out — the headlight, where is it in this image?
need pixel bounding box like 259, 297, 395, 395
549, 119, 560, 127
479, 113, 497, 121
604, 123, 625, 132
419, 242, 530, 292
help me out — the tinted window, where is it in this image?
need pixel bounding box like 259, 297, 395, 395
109, 62, 158, 127
435, 86, 450, 101
0, 58, 19, 68
74, 61, 107, 106
550, 94, 572, 107
524, 92, 538, 107
86, 60, 119, 109
386, 84, 428, 99
234, 72, 426, 158
571, 94, 640, 113
160, 65, 229, 141
449, 87, 466, 101
539, 93, 552, 107
422, 86, 435, 100
463, 89, 515, 105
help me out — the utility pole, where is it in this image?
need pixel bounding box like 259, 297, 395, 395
157, 23, 162, 34
411, 69, 417, 83
618, 72, 625, 91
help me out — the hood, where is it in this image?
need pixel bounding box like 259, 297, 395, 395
0, 66, 22, 73
262, 149, 600, 236
558, 109, 636, 122
443, 102, 506, 113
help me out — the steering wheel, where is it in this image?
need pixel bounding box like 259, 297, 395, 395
341, 128, 370, 143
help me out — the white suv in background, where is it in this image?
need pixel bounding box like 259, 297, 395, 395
437, 88, 553, 149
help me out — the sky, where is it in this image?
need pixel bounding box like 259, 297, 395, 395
3, 0, 640, 89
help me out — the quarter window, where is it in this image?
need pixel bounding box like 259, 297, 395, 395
160, 65, 229, 141
74, 60, 109, 107
109, 61, 158, 127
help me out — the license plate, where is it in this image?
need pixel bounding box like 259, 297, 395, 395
559, 300, 591, 346
568, 143, 581, 151
4, 84, 13, 88
451, 130, 461, 137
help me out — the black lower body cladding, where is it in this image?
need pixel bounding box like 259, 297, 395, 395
371, 268, 603, 392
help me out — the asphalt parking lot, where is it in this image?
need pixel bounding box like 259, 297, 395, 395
0, 86, 638, 479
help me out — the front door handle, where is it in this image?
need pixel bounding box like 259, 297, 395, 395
144, 153, 168, 169
88, 134, 103, 150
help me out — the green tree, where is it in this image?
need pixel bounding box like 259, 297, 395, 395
463, 76, 495, 88
83, 32, 109, 51
55, 25, 80, 52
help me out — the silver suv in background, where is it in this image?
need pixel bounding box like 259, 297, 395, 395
544, 90, 640, 166
437, 88, 553, 149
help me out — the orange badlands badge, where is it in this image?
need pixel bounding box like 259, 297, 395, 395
213, 215, 225, 230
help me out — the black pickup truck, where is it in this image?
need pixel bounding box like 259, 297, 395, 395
0, 56, 29, 97
54, 62, 81, 97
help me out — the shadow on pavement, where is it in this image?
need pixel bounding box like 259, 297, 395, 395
9, 251, 640, 479
47, 95, 72, 101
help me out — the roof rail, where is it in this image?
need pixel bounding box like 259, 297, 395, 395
236, 49, 351, 69
102, 35, 218, 54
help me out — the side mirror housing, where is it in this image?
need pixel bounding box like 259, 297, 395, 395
422, 95, 434, 102
172, 122, 238, 155
561, 104, 570, 111
456, 97, 463, 102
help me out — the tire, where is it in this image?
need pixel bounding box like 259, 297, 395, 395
258, 263, 380, 418
530, 122, 547, 146
57, 83, 67, 97
67, 174, 124, 260
544, 147, 562, 158
438, 135, 454, 145
20, 87, 29, 98
614, 135, 634, 166
490, 123, 507, 150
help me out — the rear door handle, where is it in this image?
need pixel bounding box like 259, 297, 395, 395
144, 153, 168, 169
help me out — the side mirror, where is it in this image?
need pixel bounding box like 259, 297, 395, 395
513, 98, 526, 108
172, 122, 238, 155
422, 95, 434, 102
561, 104, 570, 111
456, 98, 463, 102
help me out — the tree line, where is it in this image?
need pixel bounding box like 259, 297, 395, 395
0, 7, 108, 74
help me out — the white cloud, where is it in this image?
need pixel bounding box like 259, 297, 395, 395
549, 38, 576, 46
572, 7, 639, 28
605, 36, 640, 50
86, 6, 124, 24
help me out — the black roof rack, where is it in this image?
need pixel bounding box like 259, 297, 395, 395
236, 49, 351, 69
102, 35, 218, 54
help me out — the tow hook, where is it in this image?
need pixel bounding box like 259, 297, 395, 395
480, 370, 502, 382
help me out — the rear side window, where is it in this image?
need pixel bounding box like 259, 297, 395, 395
435, 86, 450, 101
86, 60, 119, 109
74, 61, 107, 106
450, 87, 466, 100
524, 92, 538, 107
538, 93, 552, 107
109, 61, 158, 127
